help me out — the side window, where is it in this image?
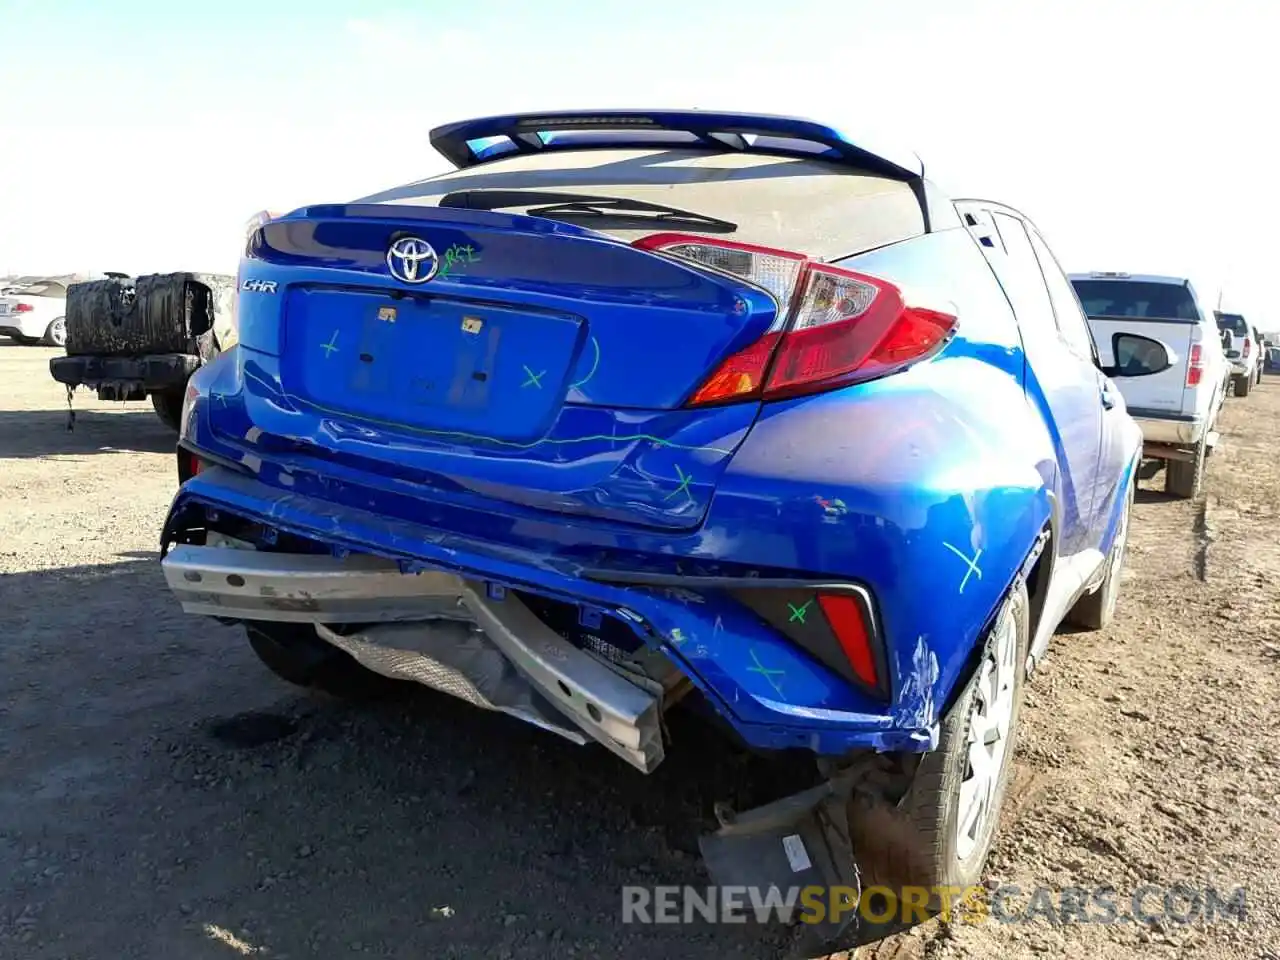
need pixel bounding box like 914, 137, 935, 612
1026, 226, 1097, 360
988, 213, 1059, 344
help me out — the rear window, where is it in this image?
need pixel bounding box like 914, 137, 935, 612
1070, 279, 1200, 323
1215, 312, 1248, 335
358, 148, 926, 260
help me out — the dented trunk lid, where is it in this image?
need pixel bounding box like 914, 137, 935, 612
226, 204, 778, 532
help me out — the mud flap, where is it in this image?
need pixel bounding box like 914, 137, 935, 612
699, 779, 862, 947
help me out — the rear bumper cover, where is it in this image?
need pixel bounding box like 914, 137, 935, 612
1, 318, 44, 339
50, 353, 199, 395
161, 466, 938, 756
1130, 412, 1204, 447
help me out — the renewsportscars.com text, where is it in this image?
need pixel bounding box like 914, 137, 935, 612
621, 884, 1247, 926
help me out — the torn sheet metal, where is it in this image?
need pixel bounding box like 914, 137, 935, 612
315, 620, 589, 743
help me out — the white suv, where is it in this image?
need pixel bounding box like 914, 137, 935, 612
1070, 272, 1230, 498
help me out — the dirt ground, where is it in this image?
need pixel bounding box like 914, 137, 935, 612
1, 341, 1277, 960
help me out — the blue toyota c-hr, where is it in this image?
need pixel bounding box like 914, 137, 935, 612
160, 110, 1168, 940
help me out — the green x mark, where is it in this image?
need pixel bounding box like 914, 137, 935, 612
320, 329, 340, 359
747, 648, 786, 698
522, 366, 545, 389
663, 464, 694, 503
788, 599, 813, 624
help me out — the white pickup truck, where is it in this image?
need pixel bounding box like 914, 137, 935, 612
1070, 272, 1230, 498
1215, 311, 1261, 397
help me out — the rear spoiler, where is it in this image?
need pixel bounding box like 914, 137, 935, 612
428, 109, 924, 181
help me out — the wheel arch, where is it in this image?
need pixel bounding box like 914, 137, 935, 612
932, 490, 1056, 723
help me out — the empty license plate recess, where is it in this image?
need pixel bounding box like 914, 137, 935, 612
282, 288, 585, 442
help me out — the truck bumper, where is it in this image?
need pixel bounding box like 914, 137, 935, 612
50, 353, 200, 400
1130, 413, 1204, 447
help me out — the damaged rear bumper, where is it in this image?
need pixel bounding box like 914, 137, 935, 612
163, 542, 677, 773
160, 465, 939, 759
157, 474, 941, 948
162, 537, 872, 944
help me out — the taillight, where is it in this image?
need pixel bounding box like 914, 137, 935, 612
1243, 338, 1252, 358
1187, 343, 1204, 386
632, 233, 807, 314
13, 303, 33, 313
634, 233, 956, 405
244, 210, 280, 256
816, 593, 881, 691
177, 447, 204, 484
729, 585, 888, 700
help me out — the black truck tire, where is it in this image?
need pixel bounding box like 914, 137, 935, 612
151, 388, 186, 432
244, 622, 407, 700
1165, 438, 1206, 498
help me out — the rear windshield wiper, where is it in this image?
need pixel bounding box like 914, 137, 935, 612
439, 190, 737, 233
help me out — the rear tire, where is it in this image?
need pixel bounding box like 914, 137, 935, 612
42, 317, 67, 347
244, 622, 404, 700
1233, 373, 1251, 397
1066, 479, 1132, 630
151, 388, 186, 432
1165, 437, 1206, 499
852, 581, 1029, 894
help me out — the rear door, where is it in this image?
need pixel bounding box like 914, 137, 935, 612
962, 205, 1103, 556
1023, 229, 1129, 547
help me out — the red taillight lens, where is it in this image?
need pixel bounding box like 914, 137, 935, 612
768, 265, 955, 399
817, 593, 881, 692
634, 234, 956, 406
1243, 338, 1252, 358
177, 447, 204, 484
1187, 343, 1204, 386
13, 303, 33, 313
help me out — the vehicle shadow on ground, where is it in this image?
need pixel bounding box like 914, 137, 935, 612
0, 409, 176, 458
0, 558, 861, 960
1134, 488, 1182, 505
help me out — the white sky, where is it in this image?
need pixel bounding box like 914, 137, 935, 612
2, 0, 1276, 326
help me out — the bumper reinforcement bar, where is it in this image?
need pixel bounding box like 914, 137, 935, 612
162, 544, 665, 772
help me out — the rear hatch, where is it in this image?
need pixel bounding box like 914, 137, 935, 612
228, 147, 925, 532
1071, 276, 1201, 413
